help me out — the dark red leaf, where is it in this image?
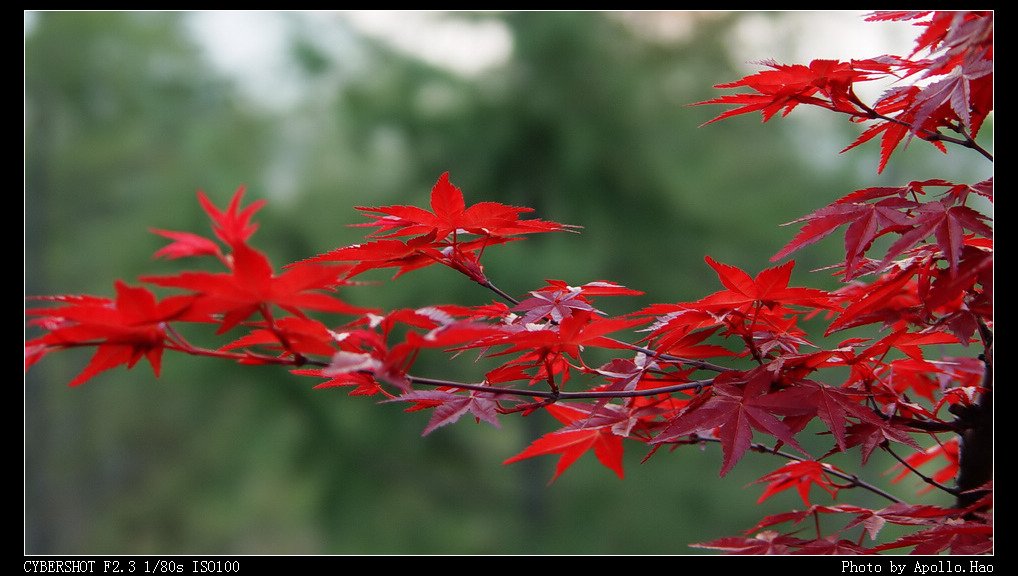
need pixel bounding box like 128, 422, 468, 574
653, 368, 809, 476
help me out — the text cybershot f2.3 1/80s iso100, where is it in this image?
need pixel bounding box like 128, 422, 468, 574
24, 560, 241, 574
843, 560, 994, 574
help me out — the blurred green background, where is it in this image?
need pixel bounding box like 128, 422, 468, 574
25, 11, 990, 554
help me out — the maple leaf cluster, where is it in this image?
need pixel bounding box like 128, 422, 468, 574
696, 11, 992, 174
25, 11, 991, 555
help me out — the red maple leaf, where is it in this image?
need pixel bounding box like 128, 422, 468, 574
693, 58, 873, 126
25, 281, 195, 386
751, 460, 842, 507
302, 367, 385, 397
503, 403, 625, 483
298, 174, 577, 284
486, 309, 643, 366
294, 233, 506, 281
220, 315, 339, 360
142, 243, 368, 334
510, 280, 642, 324
353, 172, 576, 242
696, 257, 837, 314
392, 388, 503, 436
196, 185, 267, 249
148, 229, 223, 261
653, 368, 810, 476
